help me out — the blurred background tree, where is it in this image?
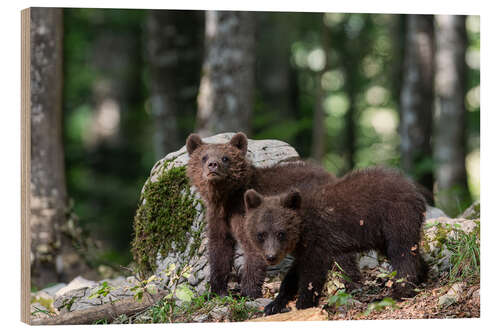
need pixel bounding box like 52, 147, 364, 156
196, 11, 256, 136
399, 15, 435, 193
30, 7, 68, 287
30, 8, 480, 288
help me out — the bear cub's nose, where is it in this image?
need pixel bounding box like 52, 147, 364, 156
208, 161, 219, 171
266, 255, 277, 262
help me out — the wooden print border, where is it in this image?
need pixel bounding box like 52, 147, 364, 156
21, 7, 31, 325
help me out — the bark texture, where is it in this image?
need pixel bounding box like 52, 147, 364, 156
400, 15, 435, 191
434, 15, 471, 216
30, 7, 67, 287
146, 10, 203, 159
196, 11, 256, 137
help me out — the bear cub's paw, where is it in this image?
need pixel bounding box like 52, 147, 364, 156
264, 298, 289, 316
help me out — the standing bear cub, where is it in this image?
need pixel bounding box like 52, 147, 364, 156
243, 167, 428, 315
186, 133, 348, 298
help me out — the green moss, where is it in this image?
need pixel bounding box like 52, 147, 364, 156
131, 162, 204, 274
434, 223, 451, 246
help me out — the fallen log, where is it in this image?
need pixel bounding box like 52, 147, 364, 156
249, 307, 328, 322
30, 291, 167, 325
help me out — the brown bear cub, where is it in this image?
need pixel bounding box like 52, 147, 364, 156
186, 133, 351, 298
243, 167, 427, 315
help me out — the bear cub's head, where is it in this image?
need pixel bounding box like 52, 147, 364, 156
244, 189, 303, 266
186, 132, 250, 186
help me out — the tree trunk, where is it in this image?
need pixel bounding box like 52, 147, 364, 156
30, 7, 67, 288
196, 11, 256, 137
434, 15, 471, 216
400, 15, 435, 191
146, 10, 203, 159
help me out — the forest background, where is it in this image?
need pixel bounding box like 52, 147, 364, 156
28, 7, 479, 289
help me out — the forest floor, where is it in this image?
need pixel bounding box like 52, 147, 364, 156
128, 268, 479, 324
245, 268, 480, 322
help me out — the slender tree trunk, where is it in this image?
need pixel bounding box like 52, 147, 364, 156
30, 8, 67, 287
400, 15, 435, 191
434, 15, 471, 216
146, 10, 203, 158
196, 11, 256, 137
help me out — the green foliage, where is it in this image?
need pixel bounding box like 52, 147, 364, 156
376, 270, 397, 280
175, 284, 195, 303
131, 164, 202, 274
364, 297, 398, 315
139, 291, 256, 323
333, 261, 353, 283
88, 281, 114, 300
31, 306, 52, 317
328, 289, 353, 309
93, 318, 109, 325
447, 222, 480, 283
129, 275, 161, 302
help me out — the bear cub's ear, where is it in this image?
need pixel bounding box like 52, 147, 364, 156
186, 134, 204, 155
244, 189, 263, 211
229, 132, 248, 154
282, 189, 301, 210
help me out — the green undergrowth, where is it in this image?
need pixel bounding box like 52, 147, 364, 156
447, 221, 480, 283
135, 292, 257, 323
131, 162, 203, 275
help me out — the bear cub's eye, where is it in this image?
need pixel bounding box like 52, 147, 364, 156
201, 155, 208, 163
222, 156, 229, 163
277, 231, 286, 241
257, 232, 266, 243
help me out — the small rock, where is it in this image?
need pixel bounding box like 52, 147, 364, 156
55, 276, 98, 298
470, 288, 480, 306
425, 205, 448, 219
438, 282, 466, 307
438, 294, 457, 307
460, 201, 480, 220
210, 306, 230, 321
192, 313, 209, 323
246, 298, 272, 309
359, 251, 379, 270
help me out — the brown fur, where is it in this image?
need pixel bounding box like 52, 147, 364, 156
186, 132, 336, 297
244, 167, 427, 315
